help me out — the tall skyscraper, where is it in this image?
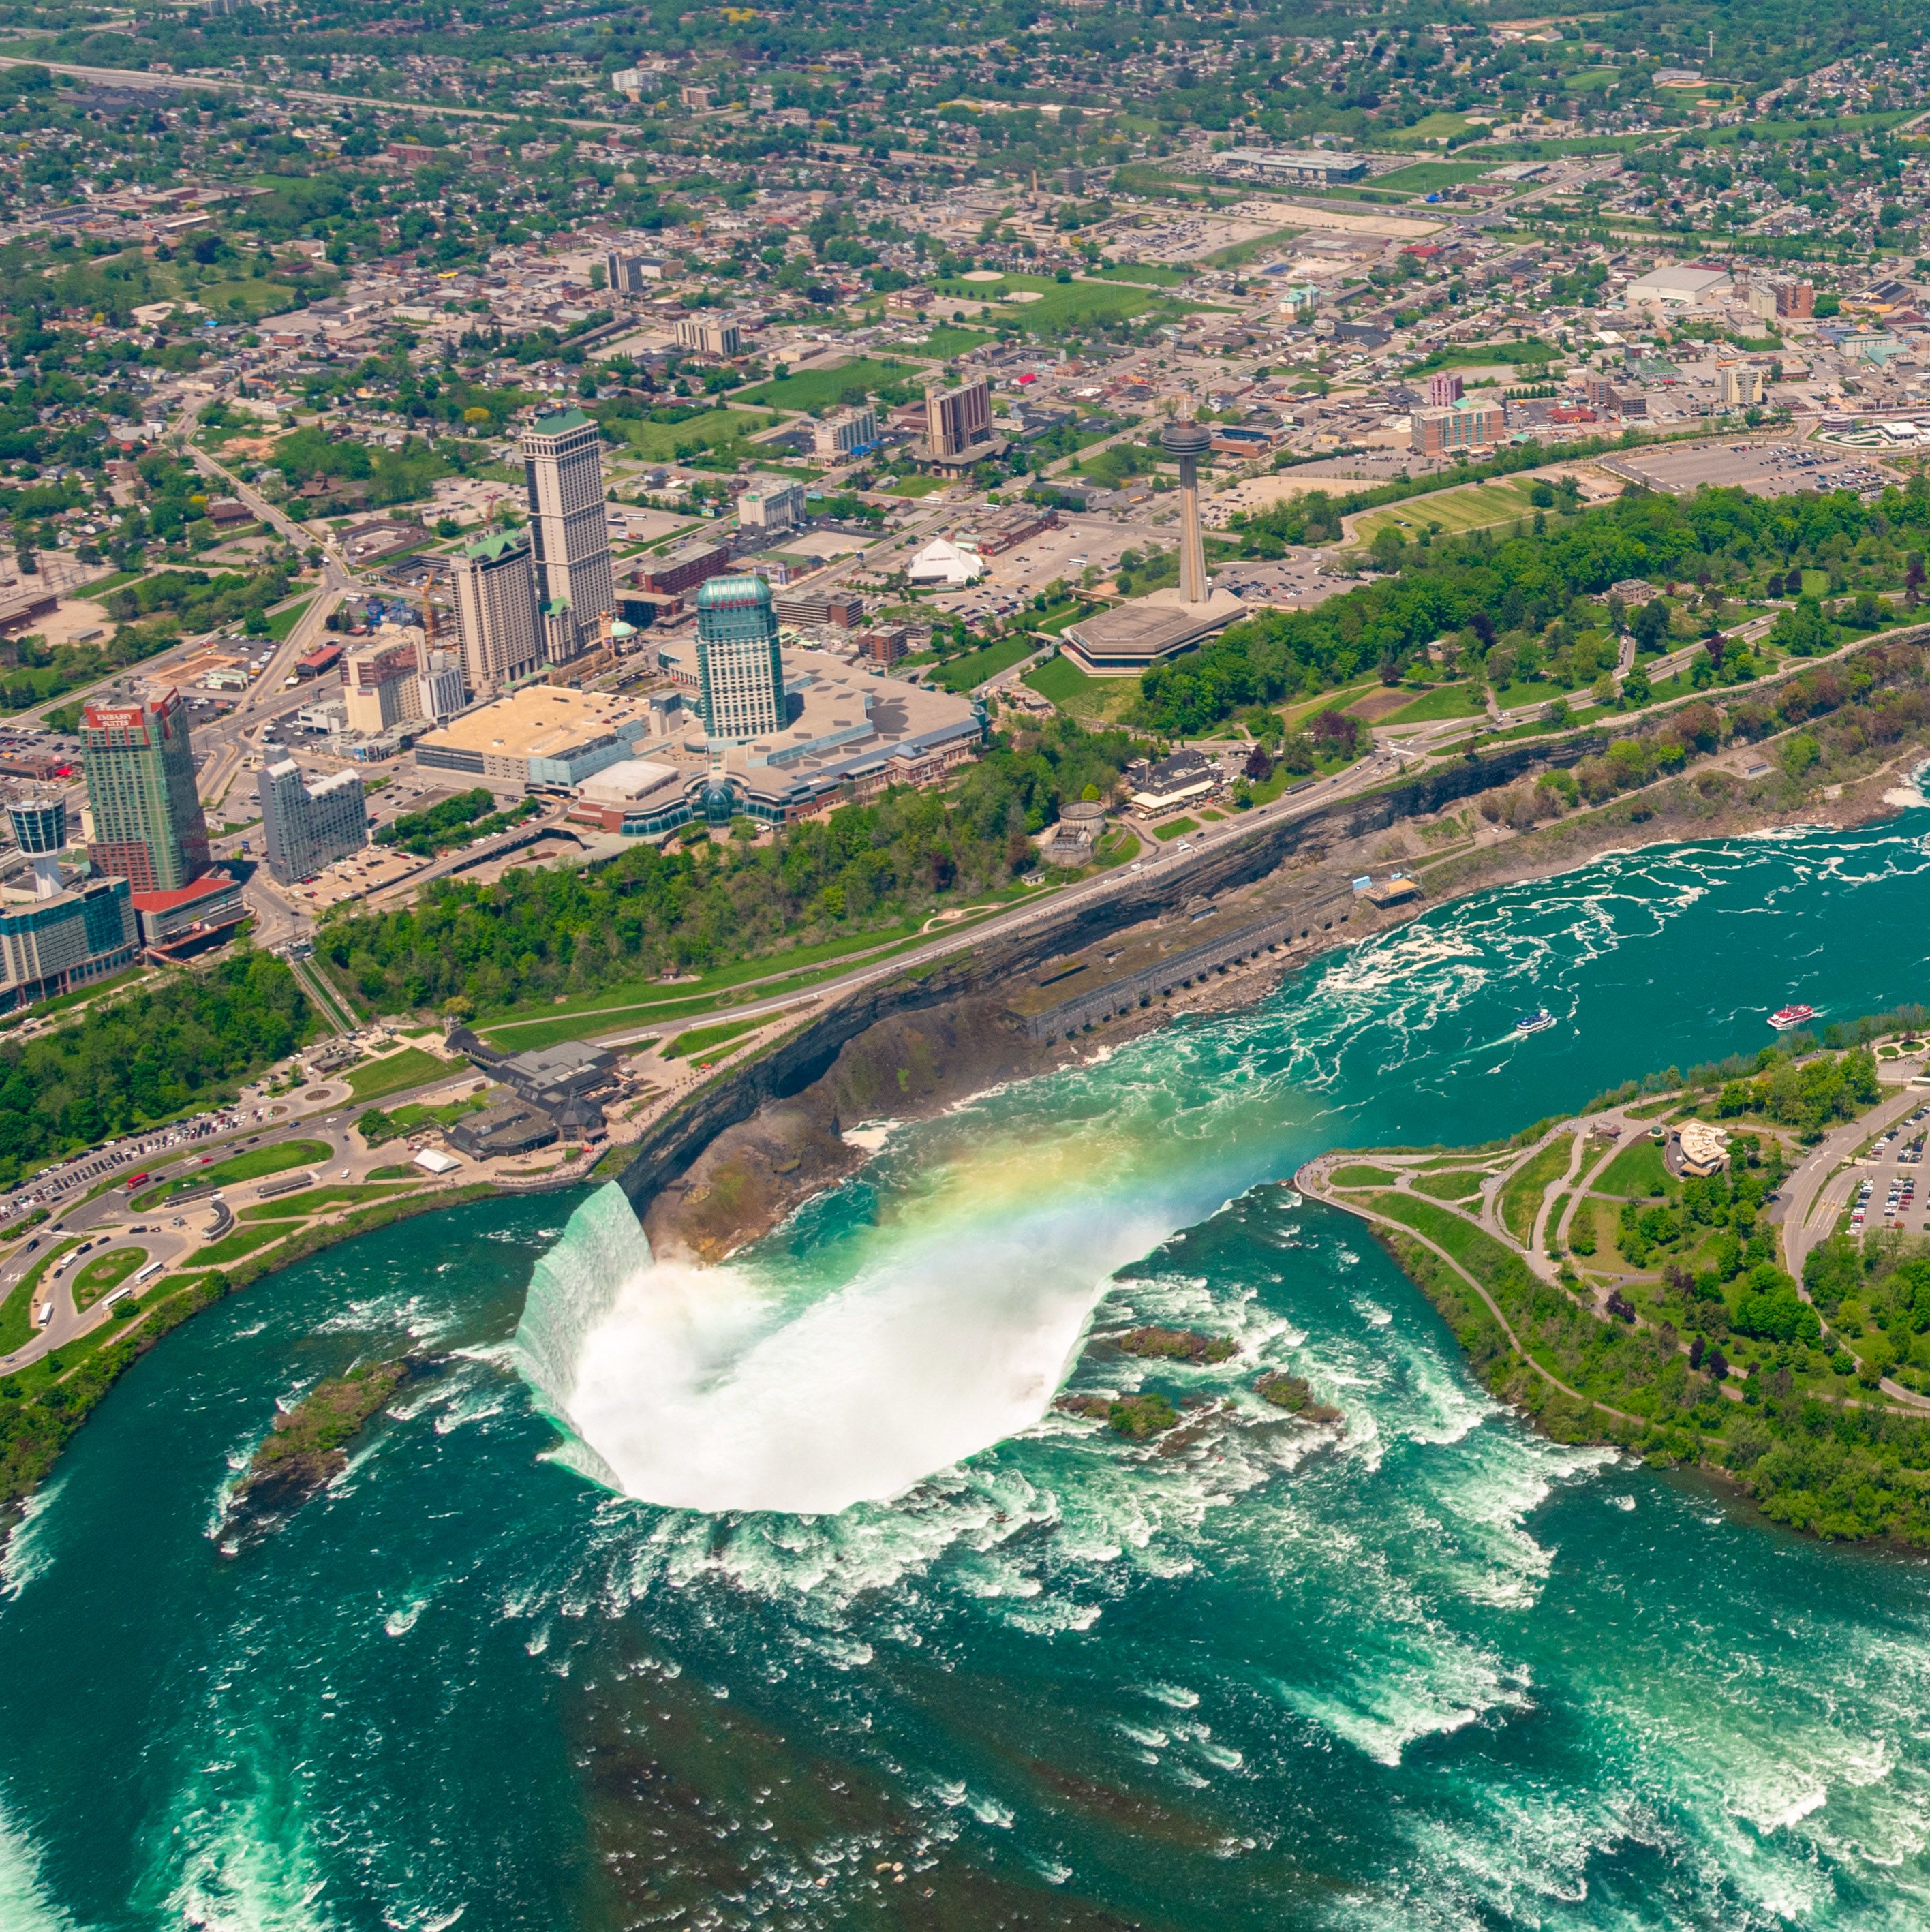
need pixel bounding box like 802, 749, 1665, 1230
694, 575, 785, 741
925, 376, 992, 460
450, 530, 543, 698
523, 407, 615, 663
80, 690, 211, 893
258, 758, 369, 886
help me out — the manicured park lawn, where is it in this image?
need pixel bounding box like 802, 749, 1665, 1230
928, 634, 1039, 693
604, 407, 774, 461
346, 1047, 451, 1103
1155, 818, 1200, 840
1352, 480, 1535, 544
1385, 684, 1485, 724
1597, 1137, 1675, 1199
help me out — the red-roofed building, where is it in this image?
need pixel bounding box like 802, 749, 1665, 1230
129, 870, 246, 959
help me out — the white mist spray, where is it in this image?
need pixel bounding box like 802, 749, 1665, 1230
514, 1165, 1181, 1516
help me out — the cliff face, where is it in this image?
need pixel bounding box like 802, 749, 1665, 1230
643, 998, 1057, 1263
615, 736, 1590, 1250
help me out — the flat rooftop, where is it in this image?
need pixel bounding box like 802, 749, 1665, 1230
416, 686, 651, 761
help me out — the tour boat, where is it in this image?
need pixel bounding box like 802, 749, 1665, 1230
1768, 1003, 1818, 1031
1514, 1009, 1557, 1036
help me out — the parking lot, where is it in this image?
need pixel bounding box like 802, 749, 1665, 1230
1607, 439, 1892, 500
1852, 1101, 1930, 1236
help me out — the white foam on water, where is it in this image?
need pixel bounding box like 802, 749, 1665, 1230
0, 1798, 79, 1932
0, 1475, 67, 1599
515, 1179, 1178, 1516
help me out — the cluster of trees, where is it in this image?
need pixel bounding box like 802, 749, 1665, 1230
1478, 639, 1930, 836
320, 718, 1139, 1018
374, 787, 538, 859
1144, 480, 1930, 737
0, 953, 313, 1186
1711, 1045, 1882, 1131
270, 426, 465, 513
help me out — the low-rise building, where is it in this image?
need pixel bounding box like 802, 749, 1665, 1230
1124, 750, 1219, 816
413, 684, 656, 793
129, 869, 247, 958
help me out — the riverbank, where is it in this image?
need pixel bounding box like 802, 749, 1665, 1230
1301, 1057, 1930, 1546
0, 1180, 517, 1537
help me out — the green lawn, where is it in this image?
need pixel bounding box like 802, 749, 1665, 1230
133, 1139, 331, 1208
264, 594, 314, 642
1203, 226, 1306, 271
1492, 679, 1573, 711
194, 1224, 290, 1266
1087, 262, 1191, 287
604, 407, 776, 461
1413, 1168, 1488, 1201
1597, 1137, 1675, 1199
1385, 684, 1485, 724
1154, 818, 1200, 841
1368, 160, 1496, 194
663, 1016, 762, 1060
345, 1046, 452, 1103
0, 1240, 78, 1354
903, 325, 994, 358
879, 473, 951, 498
737, 358, 923, 412
240, 1183, 416, 1221
1330, 1163, 1398, 1187
1500, 1134, 1575, 1246
1382, 112, 1486, 148
996, 278, 1212, 335
928, 634, 1039, 693
70, 1245, 148, 1311
1353, 480, 1535, 543
1022, 653, 1139, 724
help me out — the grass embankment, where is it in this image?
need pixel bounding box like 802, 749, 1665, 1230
0, 1183, 505, 1514
1499, 1133, 1574, 1245
132, 1139, 329, 1209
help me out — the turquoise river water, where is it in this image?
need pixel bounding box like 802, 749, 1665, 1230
10, 810, 1930, 1929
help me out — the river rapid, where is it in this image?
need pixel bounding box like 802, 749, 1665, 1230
8, 811, 1930, 1929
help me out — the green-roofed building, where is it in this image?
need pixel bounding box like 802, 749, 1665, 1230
450, 526, 542, 696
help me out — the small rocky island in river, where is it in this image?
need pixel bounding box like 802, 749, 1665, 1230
222, 1359, 420, 1545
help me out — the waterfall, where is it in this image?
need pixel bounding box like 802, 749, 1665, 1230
512, 1184, 655, 1493
509, 1151, 1182, 1517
